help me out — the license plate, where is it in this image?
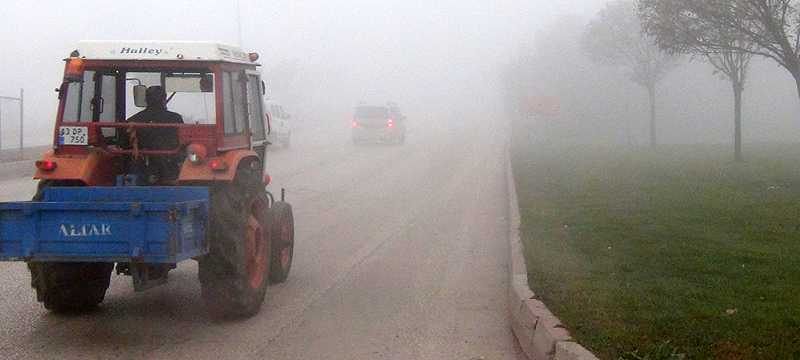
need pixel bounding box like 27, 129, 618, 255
58, 126, 88, 145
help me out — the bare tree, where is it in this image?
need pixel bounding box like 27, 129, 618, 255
639, 0, 800, 102
583, 1, 680, 147
709, 42, 754, 161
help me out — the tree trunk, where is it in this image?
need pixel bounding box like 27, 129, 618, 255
647, 85, 657, 147
795, 73, 800, 105
733, 82, 744, 162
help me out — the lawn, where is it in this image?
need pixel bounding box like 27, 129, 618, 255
512, 142, 800, 359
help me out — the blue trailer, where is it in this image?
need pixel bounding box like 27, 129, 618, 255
0, 186, 209, 263
0, 186, 209, 291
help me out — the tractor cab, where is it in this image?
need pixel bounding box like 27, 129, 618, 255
44, 41, 270, 185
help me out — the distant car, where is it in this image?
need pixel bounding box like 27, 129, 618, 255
351, 103, 406, 145
266, 101, 292, 147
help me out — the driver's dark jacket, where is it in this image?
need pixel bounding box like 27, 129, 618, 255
124, 106, 184, 150
120, 107, 184, 182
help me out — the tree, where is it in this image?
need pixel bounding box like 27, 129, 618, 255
583, 1, 680, 147
709, 42, 754, 162
638, 0, 800, 103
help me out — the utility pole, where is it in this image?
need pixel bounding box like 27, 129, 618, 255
0, 99, 3, 151
19, 88, 23, 154
236, 0, 244, 47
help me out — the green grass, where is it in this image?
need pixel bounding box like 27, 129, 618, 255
512, 143, 800, 360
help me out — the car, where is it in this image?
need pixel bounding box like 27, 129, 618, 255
351, 103, 406, 144
266, 101, 292, 147
0, 41, 295, 318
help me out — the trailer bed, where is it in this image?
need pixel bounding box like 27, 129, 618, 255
0, 186, 209, 263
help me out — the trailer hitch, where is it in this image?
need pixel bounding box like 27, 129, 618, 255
116, 263, 175, 292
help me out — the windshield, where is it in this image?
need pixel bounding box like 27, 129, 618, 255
62, 69, 216, 125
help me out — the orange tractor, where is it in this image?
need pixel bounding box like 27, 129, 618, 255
0, 41, 294, 318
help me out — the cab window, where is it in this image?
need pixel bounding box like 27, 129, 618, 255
125, 72, 216, 124
62, 71, 96, 122
223, 71, 248, 135
247, 74, 266, 141
62, 70, 216, 125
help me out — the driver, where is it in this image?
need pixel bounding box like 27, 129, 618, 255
126, 86, 183, 149
124, 85, 184, 183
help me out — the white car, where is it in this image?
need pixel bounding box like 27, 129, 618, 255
266, 101, 292, 147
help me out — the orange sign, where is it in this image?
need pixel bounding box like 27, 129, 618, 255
525, 95, 560, 117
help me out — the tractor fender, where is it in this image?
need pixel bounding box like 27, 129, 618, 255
34, 149, 116, 186
178, 149, 259, 182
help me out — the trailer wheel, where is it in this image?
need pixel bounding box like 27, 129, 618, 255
199, 184, 270, 318
27, 180, 114, 313
28, 262, 114, 313
269, 201, 294, 284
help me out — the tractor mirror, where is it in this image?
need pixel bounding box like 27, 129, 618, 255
133, 85, 147, 107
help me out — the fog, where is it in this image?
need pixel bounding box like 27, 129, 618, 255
508, 12, 800, 147
5, 3, 800, 359
8, 0, 795, 149
0, 0, 621, 148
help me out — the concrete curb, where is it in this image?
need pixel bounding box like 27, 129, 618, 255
506, 151, 599, 360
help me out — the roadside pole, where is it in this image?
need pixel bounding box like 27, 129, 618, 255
19, 89, 24, 156
0, 99, 3, 150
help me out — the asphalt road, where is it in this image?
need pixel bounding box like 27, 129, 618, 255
0, 120, 523, 359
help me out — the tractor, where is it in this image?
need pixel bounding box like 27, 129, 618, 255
0, 41, 294, 318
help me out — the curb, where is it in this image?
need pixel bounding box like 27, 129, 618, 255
506, 150, 598, 360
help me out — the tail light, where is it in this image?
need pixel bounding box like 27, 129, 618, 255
35, 160, 58, 171
387, 119, 394, 128
208, 158, 228, 171
352, 120, 359, 128
263, 174, 272, 186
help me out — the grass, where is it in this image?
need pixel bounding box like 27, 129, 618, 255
511, 142, 800, 360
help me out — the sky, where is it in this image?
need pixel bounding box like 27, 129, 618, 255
0, 0, 608, 148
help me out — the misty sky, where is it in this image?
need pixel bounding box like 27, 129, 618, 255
0, 0, 608, 148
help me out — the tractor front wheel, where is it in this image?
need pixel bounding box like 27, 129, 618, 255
268, 201, 294, 284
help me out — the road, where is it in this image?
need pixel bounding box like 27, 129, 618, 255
0, 119, 523, 359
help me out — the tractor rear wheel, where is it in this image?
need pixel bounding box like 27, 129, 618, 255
269, 201, 294, 284
28, 262, 114, 312
199, 183, 271, 318
27, 180, 114, 313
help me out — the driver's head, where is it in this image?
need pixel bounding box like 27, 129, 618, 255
145, 86, 167, 108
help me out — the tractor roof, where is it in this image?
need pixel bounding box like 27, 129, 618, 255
73, 41, 257, 64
